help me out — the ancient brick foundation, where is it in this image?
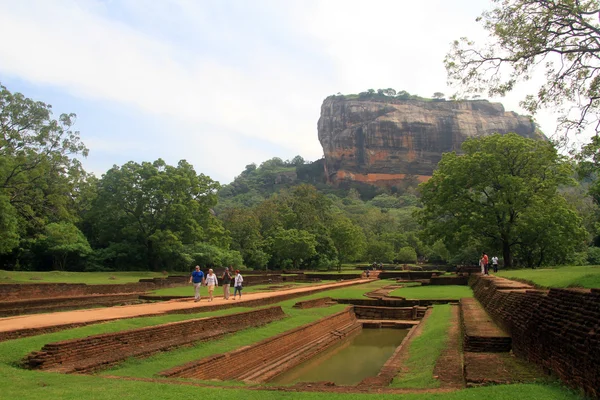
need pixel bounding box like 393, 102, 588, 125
353, 305, 427, 320
470, 275, 600, 397
293, 297, 336, 309
0, 276, 189, 302
429, 276, 468, 286
23, 306, 285, 374
0, 293, 142, 317
378, 271, 434, 280
159, 307, 360, 382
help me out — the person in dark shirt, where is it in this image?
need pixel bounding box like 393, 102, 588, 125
189, 265, 205, 302
222, 266, 232, 300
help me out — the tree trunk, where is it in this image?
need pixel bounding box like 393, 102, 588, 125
502, 239, 512, 268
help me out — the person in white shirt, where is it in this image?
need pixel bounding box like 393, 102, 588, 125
205, 268, 218, 302
491, 256, 499, 273
233, 270, 243, 300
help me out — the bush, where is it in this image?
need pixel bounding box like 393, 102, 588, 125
587, 247, 600, 265
396, 247, 418, 264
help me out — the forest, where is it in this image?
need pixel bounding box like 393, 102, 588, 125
1, 82, 600, 272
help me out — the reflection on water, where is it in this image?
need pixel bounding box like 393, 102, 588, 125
271, 328, 408, 386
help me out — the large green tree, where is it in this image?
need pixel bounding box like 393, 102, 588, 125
86, 159, 222, 270
0, 83, 89, 255
418, 133, 583, 267
445, 0, 600, 135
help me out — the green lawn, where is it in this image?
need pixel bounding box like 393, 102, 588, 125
0, 270, 174, 284
391, 304, 452, 388
497, 266, 600, 288
389, 285, 473, 299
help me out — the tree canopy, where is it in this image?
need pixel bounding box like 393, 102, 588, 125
418, 133, 586, 267
445, 0, 600, 135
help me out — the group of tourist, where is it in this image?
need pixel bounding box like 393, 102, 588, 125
189, 265, 244, 302
479, 253, 499, 275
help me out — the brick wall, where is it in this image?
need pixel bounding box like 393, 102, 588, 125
378, 271, 434, 280
470, 275, 600, 397
0, 276, 189, 302
429, 276, 468, 286
23, 306, 285, 373
160, 307, 359, 382
353, 305, 427, 320
0, 294, 142, 317
293, 297, 335, 309
304, 273, 362, 280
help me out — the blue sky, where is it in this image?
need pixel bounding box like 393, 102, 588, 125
0, 0, 579, 183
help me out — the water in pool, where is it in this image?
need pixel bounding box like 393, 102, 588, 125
271, 328, 409, 386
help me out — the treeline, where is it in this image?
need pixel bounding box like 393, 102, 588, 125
1, 83, 600, 272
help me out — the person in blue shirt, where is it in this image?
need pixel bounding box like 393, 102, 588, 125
189, 265, 205, 302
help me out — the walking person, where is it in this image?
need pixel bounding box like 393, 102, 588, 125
491, 256, 499, 273
233, 270, 243, 300
222, 266, 232, 300
189, 265, 205, 302
205, 268, 218, 302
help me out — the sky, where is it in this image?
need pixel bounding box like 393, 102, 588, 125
0, 0, 587, 184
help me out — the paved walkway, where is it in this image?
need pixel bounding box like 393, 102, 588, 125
0, 279, 370, 333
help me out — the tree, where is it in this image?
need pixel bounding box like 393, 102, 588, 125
433, 92, 445, 100
418, 133, 580, 267
0, 83, 89, 254
396, 246, 417, 264
270, 228, 317, 269
365, 240, 395, 263
329, 214, 366, 264
40, 222, 92, 270
445, 0, 600, 135
86, 159, 221, 270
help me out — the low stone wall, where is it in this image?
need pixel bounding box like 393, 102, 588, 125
0, 294, 142, 317
470, 275, 600, 397
304, 273, 362, 280
0, 276, 188, 302
337, 298, 457, 307
353, 305, 427, 320
293, 297, 335, 309
378, 272, 434, 280
160, 307, 359, 382
460, 298, 511, 353
23, 306, 286, 373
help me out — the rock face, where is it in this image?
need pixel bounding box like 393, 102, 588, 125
318, 96, 542, 185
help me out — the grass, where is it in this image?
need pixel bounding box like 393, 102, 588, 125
389, 285, 474, 299
391, 304, 453, 388
497, 265, 600, 289
0, 279, 584, 399
0, 270, 174, 284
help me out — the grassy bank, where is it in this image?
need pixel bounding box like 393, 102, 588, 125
391, 304, 453, 388
497, 266, 600, 288
389, 285, 473, 299
0, 270, 173, 284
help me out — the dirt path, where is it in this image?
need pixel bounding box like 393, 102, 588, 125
0, 279, 369, 333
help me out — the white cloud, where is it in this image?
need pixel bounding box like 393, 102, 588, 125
0, 0, 577, 182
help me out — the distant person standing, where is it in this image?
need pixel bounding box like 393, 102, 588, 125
222, 266, 232, 300
189, 265, 205, 302
491, 256, 499, 273
205, 268, 218, 302
233, 270, 243, 300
